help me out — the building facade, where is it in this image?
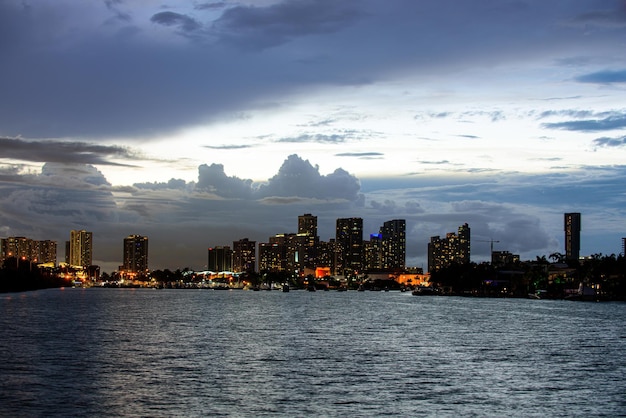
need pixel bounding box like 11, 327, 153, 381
427, 223, 471, 272
297, 213, 319, 270
208, 246, 232, 272
233, 238, 256, 273
564, 212, 581, 261
380, 219, 406, 270
0, 236, 56, 264
69, 230, 93, 267
336, 217, 363, 275
122, 235, 149, 273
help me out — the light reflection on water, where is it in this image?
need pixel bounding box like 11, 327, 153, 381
1, 288, 625, 417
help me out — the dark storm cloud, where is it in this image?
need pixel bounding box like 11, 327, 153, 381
572, 5, 626, 27
195, 2, 228, 11
0, 137, 138, 166
256, 155, 362, 201
2, 156, 625, 271
0, 163, 116, 242
575, 69, 626, 84
1, 1, 621, 139
211, 0, 364, 49
134, 178, 188, 190
104, 0, 131, 23
150, 11, 202, 32
542, 113, 626, 132
369, 199, 397, 213
196, 163, 254, 199
125, 154, 364, 202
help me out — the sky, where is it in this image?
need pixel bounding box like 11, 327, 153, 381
1, 0, 625, 273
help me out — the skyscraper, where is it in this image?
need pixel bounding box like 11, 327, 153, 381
364, 233, 383, 271
298, 213, 318, 237
297, 213, 318, 270
233, 238, 256, 273
69, 230, 93, 267
258, 242, 285, 272
380, 219, 406, 270
208, 246, 232, 272
564, 213, 581, 261
336, 217, 363, 275
123, 235, 149, 273
427, 223, 470, 272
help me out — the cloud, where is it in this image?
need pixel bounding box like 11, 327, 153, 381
194, 2, 227, 11
593, 136, 626, 148
418, 160, 451, 165
196, 163, 254, 199
211, 0, 364, 49
204, 144, 255, 150
151, 11, 202, 32
0, 1, 623, 140
575, 69, 626, 84
0, 137, 139, 166
542, 113, 626, 132
537, 109, 596, 119
335, 152, 384, 158
277, 134, 348, 144
256, 154, 362, 201
571, 6, 626, 28
2, 156, 625, 272
134, 178, 188, 190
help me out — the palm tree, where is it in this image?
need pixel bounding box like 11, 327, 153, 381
549, 252, 564, 263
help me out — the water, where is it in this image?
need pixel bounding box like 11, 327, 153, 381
1, 288, 625, 417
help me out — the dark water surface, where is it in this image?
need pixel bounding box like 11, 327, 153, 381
1, 288, 625, 417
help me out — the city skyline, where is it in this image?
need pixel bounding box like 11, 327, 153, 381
0, 1, 625, 272
1, 212, 623, 275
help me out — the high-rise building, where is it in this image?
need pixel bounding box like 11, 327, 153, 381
364, 233, 383, 271
1, 237, 57, 265
69, 230, 93, 267
564, 213, 581, 261
233, 238, 256, 273
208, 246, 232, 272
297, 213, 319, 270
427, 223, 471, 272
317, 239, 340, 273
622, 237, 626, 257
381, 219, 406, 270
1, 237, 31, 262
37, 240, 57, 264
458, 223, 471, 262
336, 217, 363, 275
298, 213, 318, 237
258, 242, 285, 272
123, 235, 149, 273
269, 233, 302, 273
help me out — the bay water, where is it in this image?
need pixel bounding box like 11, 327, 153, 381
1, 288, 625, 417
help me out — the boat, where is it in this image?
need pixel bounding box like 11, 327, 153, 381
282, 284, 290, 292
412, 286, 436, 296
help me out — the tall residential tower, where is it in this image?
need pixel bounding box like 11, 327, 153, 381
123, 234, 149, 274
564, 213, 581, 261
69, 230, 93, 267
